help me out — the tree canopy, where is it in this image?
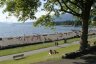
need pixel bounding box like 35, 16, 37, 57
0, 0, 96, 50
92, 16, 96, 25
0, 0, 95, 26
0, 0, 41, 21
0, 0, 95, 21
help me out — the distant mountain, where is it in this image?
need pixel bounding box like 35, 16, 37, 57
0, 13, 78, 26
53, 13, 77, 22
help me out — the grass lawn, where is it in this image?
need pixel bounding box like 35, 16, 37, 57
0, 35, 96, 64
88, 36, 96, 46
0, 44, 80, 64
0, 35, 95, 56
0, 38, 80, 56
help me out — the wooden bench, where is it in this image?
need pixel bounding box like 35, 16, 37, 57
13, 54, 24, 60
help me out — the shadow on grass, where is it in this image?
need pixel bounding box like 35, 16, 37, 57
32, 52, 96, 64
73, 52, 96, 64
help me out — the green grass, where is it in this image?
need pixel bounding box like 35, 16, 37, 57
0, 35, 96, 64
88, 36, 96, 46
0, 38, 80, 56
0, 44, 80, 64
0, 35, 95, 57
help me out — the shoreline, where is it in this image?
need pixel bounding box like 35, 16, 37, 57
0, 30, 96, 49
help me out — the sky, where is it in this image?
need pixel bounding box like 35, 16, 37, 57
0, 7, 48, 23
0, 0, 49, 23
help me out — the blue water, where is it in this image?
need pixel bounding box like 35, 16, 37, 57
0, 23, 80, 38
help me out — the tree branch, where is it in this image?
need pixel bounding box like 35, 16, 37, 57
69, 0, 82, 9
62, 9, 81, 17
76, 0, 84, 10
89, 0, 95, 6
61, 0, 81, 17
56, 0, 81, 17
57, 0, 64, 11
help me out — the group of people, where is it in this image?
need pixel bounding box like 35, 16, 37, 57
49, 49, 59, 55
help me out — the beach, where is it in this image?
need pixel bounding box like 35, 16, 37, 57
0, 29, 96, 49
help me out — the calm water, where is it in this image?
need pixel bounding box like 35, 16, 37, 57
0, 23, 80, 38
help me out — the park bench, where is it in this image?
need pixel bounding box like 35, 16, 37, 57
13, 54, 24, 60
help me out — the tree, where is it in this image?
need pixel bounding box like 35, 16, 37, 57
92, 16, 96, 26
0, 0, 96, 50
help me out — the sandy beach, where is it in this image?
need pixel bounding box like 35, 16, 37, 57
0, 30, 96, 48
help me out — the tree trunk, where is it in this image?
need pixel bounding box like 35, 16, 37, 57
80, 7, 91, 51
80, 18, 89, 50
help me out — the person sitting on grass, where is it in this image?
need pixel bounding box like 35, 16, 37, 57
49, 50, 59, 55
49, 49, 53, 55
53, 50, 59, 54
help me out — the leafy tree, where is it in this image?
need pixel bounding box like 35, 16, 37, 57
92, 16, 96, 26
0, 0, 96, 50
74, 20, 82, 26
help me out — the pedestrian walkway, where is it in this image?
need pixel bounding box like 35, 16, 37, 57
0, 41, 79, 61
